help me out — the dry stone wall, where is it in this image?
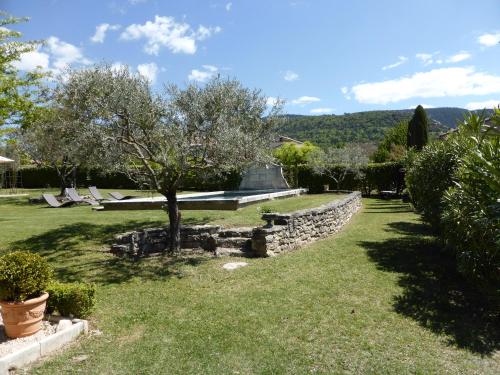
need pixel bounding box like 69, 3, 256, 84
252, 191, 362, 256
111, 192, 362, 258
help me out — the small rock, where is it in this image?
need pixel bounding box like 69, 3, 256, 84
72, 354, 89, 363
56, 319, 73, 332
222, 262, 248, 270
90, 329, 103, 336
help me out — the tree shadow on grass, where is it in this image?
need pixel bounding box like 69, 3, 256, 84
11, 217, 213, 284
359, 219, 499, 355
363, 201, 414, 214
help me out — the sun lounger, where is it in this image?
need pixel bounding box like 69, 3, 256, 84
42, 193, 76, 208
108, 191, 137, 200
65, 188, 99, 206
88, 186, 113, 201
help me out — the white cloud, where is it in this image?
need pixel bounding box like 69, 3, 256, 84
408, 104, 435, 109
110, 62, 128, 72
13, 47, 50, 71
15, 36, 91, 75
46, 36, 91, 71
310, 108, 333, 114
90, 23, 121, 43
188, 65, 218, 82
416, 53, 434, 65
283, 70, 299, 81
350, 67, 500, 105
478, 32, 500, 47
382, 56, 408, 70
446, 51, 471, 63
340, 86, 351, 99
226, 2, 232, 11
196, 25, 222, 41
465, 99, 499, 110
120, 15, 221, 55
129, 0, 147, 4
137, 62, 159, 83
291, 96, 320, 105
266, 97, 278, 106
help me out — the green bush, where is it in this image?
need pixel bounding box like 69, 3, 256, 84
46, 281, 96, 318
441, 117, 500, 299
296, 162, 403, 195
405, 140, 465, 230
0, 251, 53, 302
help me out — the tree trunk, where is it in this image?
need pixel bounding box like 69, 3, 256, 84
57, 169, 67, 196
166, 188, 181, 252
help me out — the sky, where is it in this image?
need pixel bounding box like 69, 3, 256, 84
4, 0, 500, 115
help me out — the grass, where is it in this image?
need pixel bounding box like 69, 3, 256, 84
0, 193, 498, 374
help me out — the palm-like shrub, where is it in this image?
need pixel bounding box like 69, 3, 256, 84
441, 111, 500, 298
0, 251, 53, 302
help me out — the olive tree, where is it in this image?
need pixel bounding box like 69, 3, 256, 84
58, 65, 282, 251
307, 144, 369, 189
18, 107, 97, 195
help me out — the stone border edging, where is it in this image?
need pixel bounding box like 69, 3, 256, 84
0, 319, 88, 374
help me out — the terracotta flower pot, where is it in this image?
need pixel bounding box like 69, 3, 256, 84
0, 292, 49, 338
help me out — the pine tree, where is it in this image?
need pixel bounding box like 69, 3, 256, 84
407, 105, 429, 150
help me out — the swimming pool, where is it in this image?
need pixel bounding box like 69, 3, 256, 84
99, 188, 307, 211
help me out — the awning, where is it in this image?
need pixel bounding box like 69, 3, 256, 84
0, 156, 15, 164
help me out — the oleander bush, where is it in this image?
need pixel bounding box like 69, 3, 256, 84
46, 281, 96, 318
0, 251, 53, 302
405, 139, 465, 231
441, 111, 500, 299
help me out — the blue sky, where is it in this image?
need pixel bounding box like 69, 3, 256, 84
5, 0, 500, 114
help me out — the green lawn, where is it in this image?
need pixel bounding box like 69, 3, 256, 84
0, 193, 498, 374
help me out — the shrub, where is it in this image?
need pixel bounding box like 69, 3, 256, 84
441, 113, 500, 298
46, 281, 96, 318
405, 139, 465, 230
259, 205, 274, 214
0, 251, 53, 302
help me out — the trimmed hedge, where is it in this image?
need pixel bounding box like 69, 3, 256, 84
297, 162, 404, 194
18, 166, 241, 191
46, 281, 96, 318
18, 163, 400, 194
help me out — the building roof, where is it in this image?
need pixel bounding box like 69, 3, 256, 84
271, 135, 304, 149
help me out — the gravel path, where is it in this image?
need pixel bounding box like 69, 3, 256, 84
0, 312, 56, 357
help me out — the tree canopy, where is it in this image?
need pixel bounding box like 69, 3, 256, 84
0, 13, 46, 133
372, 120, 408, 162
55, 64, 282, 250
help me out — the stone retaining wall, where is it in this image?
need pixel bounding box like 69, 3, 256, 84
111, 192, 362, 258
111, 225, 221, 257
252, 191, 362, 256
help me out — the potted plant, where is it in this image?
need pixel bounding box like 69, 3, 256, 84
0, 251, 52, 338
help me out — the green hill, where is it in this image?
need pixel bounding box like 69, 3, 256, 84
277, 107, 488, 147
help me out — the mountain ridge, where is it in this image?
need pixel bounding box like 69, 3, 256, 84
277, 107, 492, 147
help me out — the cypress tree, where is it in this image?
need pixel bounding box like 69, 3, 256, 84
407, 105, 429, 150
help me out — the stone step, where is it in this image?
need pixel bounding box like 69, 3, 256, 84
216, 237, 251, 250
218, 227, 254, 238
215, 247, 249, 257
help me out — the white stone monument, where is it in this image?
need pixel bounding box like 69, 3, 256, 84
239, 163, 290, 190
